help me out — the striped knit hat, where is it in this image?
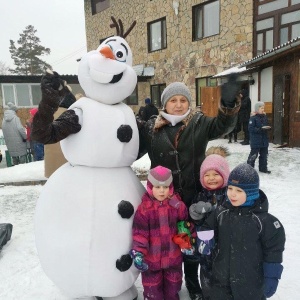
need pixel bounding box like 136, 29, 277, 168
227, 163, 259, 206
147, 165, 174, 196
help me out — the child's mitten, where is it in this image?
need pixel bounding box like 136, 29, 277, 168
263, 262, 283, 298
129, 250, 148, 272
189, 201, 212, 221
173, 233, 191, 248
197, 230, 215, 255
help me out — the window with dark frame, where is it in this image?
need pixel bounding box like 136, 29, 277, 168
123, 85, 138, 105
2, 83, 42, 107
192, 0, 220, 41
151, 83, 166, 108
91, 0, 110, 15
254, 1, 300, 56
147, 18, 167, 52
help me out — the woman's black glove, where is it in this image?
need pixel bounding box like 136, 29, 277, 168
220, 74, 241, 108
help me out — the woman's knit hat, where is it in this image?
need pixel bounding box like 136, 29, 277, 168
147, 165, 174, 196
7, 102, 18, 112
200, 146, 230, 189
227, 163, 260, 206
161, 82, 192, 108
255, 102, 264, 112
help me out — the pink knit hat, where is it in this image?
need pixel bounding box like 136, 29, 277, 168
29, 108, 38, 116
147, 165, 174, 196
200, 154, 230, 189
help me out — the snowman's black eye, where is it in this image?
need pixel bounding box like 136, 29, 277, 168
114, 48, 126, 62
116, 51, 123, 58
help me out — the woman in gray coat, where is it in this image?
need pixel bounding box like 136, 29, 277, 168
2, 102, 27, 165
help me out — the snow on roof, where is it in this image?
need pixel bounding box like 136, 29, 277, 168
212, 65, 246, 78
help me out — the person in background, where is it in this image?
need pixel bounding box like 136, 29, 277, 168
247, 102, 271, 174
141, 97, 159, 122
188, 146, 230, 300
227, 120, 240, 143
26, 108, 44, 161
0, 150, 2, 163
198, 163, 285, 300
42, 91, 76, 177
138, 77, 241, 300
239, 89, 251, 145
2, 102, 27, 165
137, 102, 145, 120
131, 165, 188, 300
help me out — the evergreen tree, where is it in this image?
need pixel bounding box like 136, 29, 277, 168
9, 25, 52, 75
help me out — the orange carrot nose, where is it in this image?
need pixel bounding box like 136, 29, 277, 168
99, 46, 115, 59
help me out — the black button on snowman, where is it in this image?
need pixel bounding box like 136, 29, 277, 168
35, 18, 145, 300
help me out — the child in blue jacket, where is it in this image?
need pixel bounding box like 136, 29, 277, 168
198, 163, 285, 300
247, 102, 271, 173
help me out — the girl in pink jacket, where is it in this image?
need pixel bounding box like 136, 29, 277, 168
131, 165, 188, 300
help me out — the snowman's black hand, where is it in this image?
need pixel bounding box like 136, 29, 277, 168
41, 70, 71, 109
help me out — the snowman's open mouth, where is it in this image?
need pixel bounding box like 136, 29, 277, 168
109, 72, 123, 83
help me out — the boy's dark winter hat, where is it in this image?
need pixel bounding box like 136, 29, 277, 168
161, 82, 192, 108
59, 92, 76, 109
228, 163, 259, 206
255, 102, 264, 112
7, 102, 18, 112
145, 97, 151, 104
147, 165, 174, 196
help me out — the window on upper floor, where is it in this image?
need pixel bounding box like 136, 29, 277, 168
91, 0, 110, 15
151, 83, 166, 108
2, 84, 41, 107
192, 0, 220, 41
254, 1, 300, 55
147, 18, 167, 52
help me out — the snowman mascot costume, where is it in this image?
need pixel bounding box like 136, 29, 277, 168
32, 18, 145, 300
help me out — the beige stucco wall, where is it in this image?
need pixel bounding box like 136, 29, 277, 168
84, 0, 253, 111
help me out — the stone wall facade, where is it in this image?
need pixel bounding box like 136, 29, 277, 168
84, 0, 253, 112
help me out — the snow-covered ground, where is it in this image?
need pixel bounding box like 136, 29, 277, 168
0, 137, 300, 299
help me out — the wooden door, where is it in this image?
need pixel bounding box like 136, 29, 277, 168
273, 74, 290, 145
200, 86, 221, 117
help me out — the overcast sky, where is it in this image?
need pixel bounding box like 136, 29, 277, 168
1, 0, 87, 75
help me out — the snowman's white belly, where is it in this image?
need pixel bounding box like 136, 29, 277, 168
35, 164, 145, 298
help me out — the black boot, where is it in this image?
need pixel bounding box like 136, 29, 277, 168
240, 140, 249, 145
259, 169, 271, 174
189, 292, 203, 300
